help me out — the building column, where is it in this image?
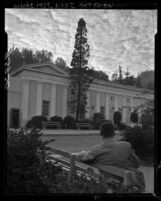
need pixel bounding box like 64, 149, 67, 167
122, 96, 127, 123
131, 97, 134, 112
85, 90, 90, 119
137, 98, 142, 118
62, 86, 67, 118
50, 84, 56, 117
96, 92, 100, 112
105, 93, 110, 120
114, 94, 119, 111
21, 80, 29, 127
36, 82, 43, 116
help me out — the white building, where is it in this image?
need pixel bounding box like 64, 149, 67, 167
7, 62, 154, 128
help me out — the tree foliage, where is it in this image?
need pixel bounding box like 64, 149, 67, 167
9, 47, 23, 72
130, 110, 138, 123
9, 46, 53, 72
26, 115, 48, 129
122, 101, 154, 163
68, 18, 93, 121
111, 66, 154, 90
113, 111, 122, 125
55, 57, 67, 68
92, 112, 105, 129
90, 67, 109, 81
118, 65, 123, 84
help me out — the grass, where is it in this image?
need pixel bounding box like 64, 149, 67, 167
41, 135, 103, 153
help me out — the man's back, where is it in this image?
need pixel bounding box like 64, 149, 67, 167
83, 138, 140, 171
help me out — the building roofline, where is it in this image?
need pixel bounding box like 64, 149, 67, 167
10, 62, 69, 78
10, 62, 154, 94
93, 79, 154, 94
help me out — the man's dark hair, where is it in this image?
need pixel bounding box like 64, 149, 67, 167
100, 122, 115, 138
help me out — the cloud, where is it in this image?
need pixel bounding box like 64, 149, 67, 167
5, 9, 157, 77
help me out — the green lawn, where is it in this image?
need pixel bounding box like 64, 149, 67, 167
41, 135, 103, 152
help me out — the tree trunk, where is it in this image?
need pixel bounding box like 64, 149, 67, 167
76, 79, 81, 121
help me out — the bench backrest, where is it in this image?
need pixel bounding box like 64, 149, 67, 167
43, 146, 145, 193
45, 146, 125, 181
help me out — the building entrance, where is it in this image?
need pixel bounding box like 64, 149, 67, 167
10, 108, 20, 128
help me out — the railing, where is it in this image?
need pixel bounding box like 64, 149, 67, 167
42, 146, 144, 193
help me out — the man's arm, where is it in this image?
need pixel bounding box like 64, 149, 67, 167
72, 145, 102, 162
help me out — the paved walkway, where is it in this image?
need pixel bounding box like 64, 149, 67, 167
139, 166, 154, 193
42, 129, 122, 136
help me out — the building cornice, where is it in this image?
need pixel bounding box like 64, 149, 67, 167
10, 62, 154, 95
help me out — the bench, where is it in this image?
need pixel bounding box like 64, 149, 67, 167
76, 122, 92, 130
42, 121, 61, 129
42, 146, 144, 193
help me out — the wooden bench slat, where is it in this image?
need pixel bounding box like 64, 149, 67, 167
46, 146, 125, 179
48, 154, 101, 178
42, 121, 61, 129
47, 152, 124, 181
93, 164, 125, 178
46, 147, 71, 158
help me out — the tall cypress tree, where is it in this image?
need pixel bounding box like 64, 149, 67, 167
118, 65, 123, 84
68, 18, 93, 121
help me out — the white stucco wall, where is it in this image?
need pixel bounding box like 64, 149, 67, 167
28, 80, 37, 120
8, 65, 154, 127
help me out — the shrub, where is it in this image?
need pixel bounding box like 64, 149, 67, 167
6, 128, 55, 193
92, 112, 105, 129
117, 123, 127, 130
50, 116, 62, 122
140, 106, 154, 130
62, 115, 76, 129
121, 126, 154, 162
26, 115, 47, 129
113, 111, 122, 125
122, 103, 154, 163
130, 111, 138, 123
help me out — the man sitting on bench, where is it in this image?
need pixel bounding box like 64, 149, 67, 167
72, 122, 145, 192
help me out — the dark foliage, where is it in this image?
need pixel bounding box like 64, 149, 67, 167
26, 115, 47, 129
121, 126, 154, 162
68, 18, 93, 121
62, 115, 76, 129
110, 66, 154, 90
50, 116, 62, 122
6, 128, 55, 193
113, 111, 122, 125
140, 106, 154, 130
117, 123, 127, 130
92, 113, 105, 129
130, 111, 138, 123
9, 46, 53, 72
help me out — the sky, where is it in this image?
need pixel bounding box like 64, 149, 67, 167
5, 9, 157, 77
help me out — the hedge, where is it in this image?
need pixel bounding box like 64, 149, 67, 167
92, 112, 105, 129
26, 115, 47, 129
113, 111, 122, 125
62, 115, 76, 129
